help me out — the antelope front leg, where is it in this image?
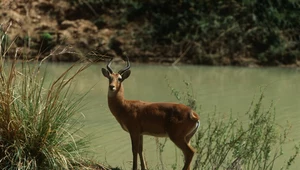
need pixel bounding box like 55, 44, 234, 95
130, 133, 140, 170
138, 135, 147, 170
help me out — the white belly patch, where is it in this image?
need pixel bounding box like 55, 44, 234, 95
142, 131, 168, 137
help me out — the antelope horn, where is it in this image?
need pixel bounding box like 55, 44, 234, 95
118, 56, 131, 74
106, 58, 113, 73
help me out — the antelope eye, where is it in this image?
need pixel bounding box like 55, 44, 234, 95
118, 77, 122, 81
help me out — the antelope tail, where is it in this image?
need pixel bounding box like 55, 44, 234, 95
189, 111, 199, 121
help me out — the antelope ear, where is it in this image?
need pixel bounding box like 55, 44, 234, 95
101, 68, 110, 78
121, 70, 131, 81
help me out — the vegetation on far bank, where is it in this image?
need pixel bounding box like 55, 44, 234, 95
1, 0, 300, 66
79, 0, 300, 66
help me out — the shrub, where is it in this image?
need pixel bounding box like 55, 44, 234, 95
0, 22, 95, 169
193, 94, 299, 170
80, 0, 300, 65
165, 79, 299, 170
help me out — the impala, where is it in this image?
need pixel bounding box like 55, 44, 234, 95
101, 57, 200, 170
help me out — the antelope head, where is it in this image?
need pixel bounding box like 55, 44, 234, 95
101, 58, 131, 94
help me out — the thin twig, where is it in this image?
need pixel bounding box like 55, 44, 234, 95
172, 42, 193, 66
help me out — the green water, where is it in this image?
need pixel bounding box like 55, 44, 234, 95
45, 63, 300, 170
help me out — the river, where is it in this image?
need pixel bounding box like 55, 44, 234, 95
45, 62, 300, 170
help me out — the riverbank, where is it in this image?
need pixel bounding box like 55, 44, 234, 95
1, 0, 299, 66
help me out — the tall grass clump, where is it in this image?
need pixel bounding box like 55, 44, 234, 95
0, 22, 95, 169
166, 79, 299, 170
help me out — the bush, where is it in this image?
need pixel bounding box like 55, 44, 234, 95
164, 79, 299, 170
0, 22, 96, 169
79, 0, 300, 65
193, 94, 299, 170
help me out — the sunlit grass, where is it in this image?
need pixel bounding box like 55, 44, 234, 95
0, 56, 90, 169
0, 21, 106, 169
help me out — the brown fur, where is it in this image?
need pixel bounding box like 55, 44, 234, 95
102, 70, 200, 170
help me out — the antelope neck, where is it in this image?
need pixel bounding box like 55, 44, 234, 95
107, 84, 127, 114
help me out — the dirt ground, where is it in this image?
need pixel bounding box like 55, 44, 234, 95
0, 0, 129, 62
0, 0, 299, 66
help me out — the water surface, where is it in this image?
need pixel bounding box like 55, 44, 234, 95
46, 63, 300, 169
